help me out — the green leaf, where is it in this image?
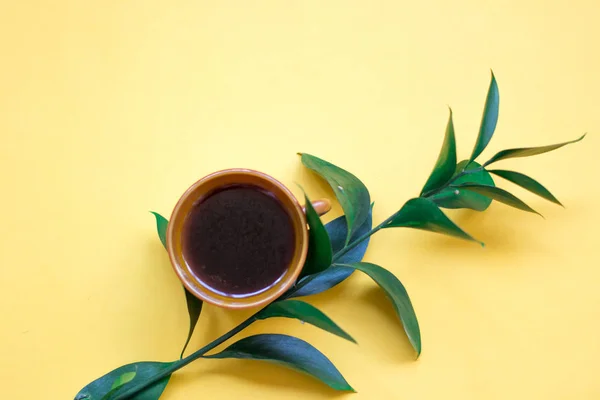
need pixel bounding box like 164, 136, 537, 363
483, 134, 586, 166
469, 71, 499, 163
286, 206, 373, 298
429, 160, 495, 211
100, 371, 138, 400
382, 197, 481, 245
489, 169, 562, 206
181, 289, 203, 359
74, 362, 173, 400
340, 262, 421, 356
421, 108, 457, 195
204, 334, 353, 391
258, 300, 355, 343
301, 194, 333, 277
150, 212, 203, 359
300, 153, 371, 244
452, 183, 542, 216
110, 372, 136, 390
150, 212, 168, 248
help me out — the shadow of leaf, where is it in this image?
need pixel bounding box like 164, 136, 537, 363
173, 358, 355, 397
358, 286, 419, 363
410, 206, 546, 258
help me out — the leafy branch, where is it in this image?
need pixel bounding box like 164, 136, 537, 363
75, 72, 584, 400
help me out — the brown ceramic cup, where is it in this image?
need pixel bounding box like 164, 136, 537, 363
166, 169, 330, 309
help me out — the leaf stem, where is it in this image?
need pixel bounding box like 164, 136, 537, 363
332, 214, 396, 262
113, 168, 479, 398
420, 167, 483, 198
113, 221, 389, 400
334, 166, 487, 263
112, 314, 259, 399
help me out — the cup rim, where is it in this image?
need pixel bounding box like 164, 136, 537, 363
166, 168, 308, 309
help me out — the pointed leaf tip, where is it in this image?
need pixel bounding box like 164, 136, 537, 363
484, 134, 586, 166
341, 262, 421, 355
488, 169, 563, 206
453, 183, 542, 217
150, 211, 168, 249
384, 197, 481, 245
259, 300, 356, 343
180, 289, 203, 359
421, 108, 457, 195
469, 73, 500, 163
204, 334, 354, 391
148, 212, 204, 359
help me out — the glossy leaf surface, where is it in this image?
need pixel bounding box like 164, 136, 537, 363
181, 289, 203, 358
74, 362, 173, 400
328, 204, 374, 263
204, 334, 353, 391
453, 183, 541, 216
341, 262, 421, 356
489, 169, 562, 206
110, 372, 136, 391
383, 197, 481, 244
301, 194, 333, 277
288, 205, 373, 298
258, 300, 355, 343
301, 153, 370, 244
290, 265, 356, 299
469, 71, 499, 162
429, 160, 495, 211
150, 212, 168, 248
151, 212, 202, 359
484, 134, 585, 166
421, 108, 457, 195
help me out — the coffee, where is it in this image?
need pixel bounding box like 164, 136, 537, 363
182, 185, 296, 296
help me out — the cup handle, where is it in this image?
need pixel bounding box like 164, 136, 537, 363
302, 198, 331, 216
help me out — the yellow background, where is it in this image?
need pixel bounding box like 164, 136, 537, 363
1, 1, 598, 399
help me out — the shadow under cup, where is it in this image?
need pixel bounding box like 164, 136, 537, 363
166, 169, 309, 309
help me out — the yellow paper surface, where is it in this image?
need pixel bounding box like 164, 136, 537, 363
1, 1, 599, 399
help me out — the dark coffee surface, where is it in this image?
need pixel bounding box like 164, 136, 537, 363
182, 185, 295, 296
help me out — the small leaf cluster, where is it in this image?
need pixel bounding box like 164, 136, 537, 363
74, 72, 583, 400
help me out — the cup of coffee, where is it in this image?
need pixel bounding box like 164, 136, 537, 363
166, 169, 330, 309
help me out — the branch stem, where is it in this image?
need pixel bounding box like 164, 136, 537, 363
112, 165, 485, 399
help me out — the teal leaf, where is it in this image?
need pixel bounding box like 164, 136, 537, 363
74, 362, 173, 400
489, 169, 562, 206
289, 265, 355, 299
328, 203, 374, 263
340, 262, 421, 356
204, 334, 353, 391
421, 108, 457, 195
300, 153, 371, 244
469, 71, 499, 163
483, 134, 586, 166
382, 197, 481, 245
429, 160, 495, 211
301, 194, 333, 277
150, 212, 203, 359
287, 206, 373, 298
452, 183, 542, 216
258, 300, 356, 343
